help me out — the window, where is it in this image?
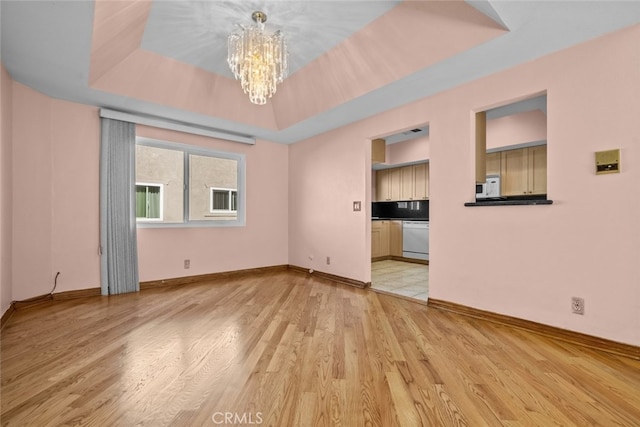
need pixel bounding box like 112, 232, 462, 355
135, 138, 245, 227
188, 153, 238, 221
210, 188, 237, 213
136, 183, 163, 220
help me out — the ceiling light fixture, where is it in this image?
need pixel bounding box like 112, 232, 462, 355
227, 11, 288, 105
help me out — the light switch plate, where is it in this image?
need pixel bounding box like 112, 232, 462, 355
353, 201, 361, 211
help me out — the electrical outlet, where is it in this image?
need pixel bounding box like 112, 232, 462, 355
571, 297, 584, 315
326, 256, 331, 265
184, 259, 190, 269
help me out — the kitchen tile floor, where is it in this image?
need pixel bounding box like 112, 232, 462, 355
370, 260, 428, 301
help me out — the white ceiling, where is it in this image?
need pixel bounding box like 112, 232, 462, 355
1, 1, 639, 144
141, 1, 401, 79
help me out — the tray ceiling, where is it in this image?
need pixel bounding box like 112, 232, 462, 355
2, 1, 639, 144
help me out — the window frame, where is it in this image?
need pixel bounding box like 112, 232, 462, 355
135, 137, 246, 228
209, 187, 238, 214
135, 182, 164, 222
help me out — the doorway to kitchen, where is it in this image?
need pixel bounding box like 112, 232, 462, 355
371, 259, 428, 301
370, 125, 430, 302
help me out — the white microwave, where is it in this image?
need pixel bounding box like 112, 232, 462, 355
476, 175, 501, 199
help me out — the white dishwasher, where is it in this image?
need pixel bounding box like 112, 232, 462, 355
402, 221, 429, 260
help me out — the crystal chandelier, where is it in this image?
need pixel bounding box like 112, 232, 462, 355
227, 11, 288, 105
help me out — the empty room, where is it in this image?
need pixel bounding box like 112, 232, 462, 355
1, 1, 640, 426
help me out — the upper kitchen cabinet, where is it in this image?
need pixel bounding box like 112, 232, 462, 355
376, 168, 401, 201
376, 163, 429, 201
400, 166, 414, 200
413, 163, 429, 199
528, 145, 547, 195
486, 152, 501, 176
372, 139, 386, 164
501, 145, 547, 196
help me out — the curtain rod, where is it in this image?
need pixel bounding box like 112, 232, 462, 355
99, 108, 256, 145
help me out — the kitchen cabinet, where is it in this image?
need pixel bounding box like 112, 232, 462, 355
528, 145, 547, 195
372, 139, 386, 164
375, 170, 389, 201
372, 220, 402, 259
501, 145, 547, 196
389, 220, 403, 257
376, 163, 429, 201
371, 220, 390, 258
413, 163, 429, 199
389, 169, 401, 200
400, 166, 414, 200
376, 168, 401, 201
485, 152, 501, 176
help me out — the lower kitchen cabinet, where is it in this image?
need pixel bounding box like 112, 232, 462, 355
371, 221, 390, 258
372, 220, 403, 259
389, 220, 403, 257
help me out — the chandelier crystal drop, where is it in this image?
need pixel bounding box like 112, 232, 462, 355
227, 11, 288, 105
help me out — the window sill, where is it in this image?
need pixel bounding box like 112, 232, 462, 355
465, 198, 553, 207
136, 219, 245, 228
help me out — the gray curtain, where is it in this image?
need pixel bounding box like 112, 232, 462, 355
100, 118, 140, 295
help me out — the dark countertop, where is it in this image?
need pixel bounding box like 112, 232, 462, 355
372, 217, 429, 221
464, 199, 553, 207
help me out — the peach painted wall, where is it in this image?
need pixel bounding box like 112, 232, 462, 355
11, 83, 101, 300
50, 100, 102, 296
9, 86, 288, 299
12, 83, 53, 300
288, 131, 371, 282
385, 136, 430, 165
289, 25, 640, 346
428, 25, 639, 346
487, 110, 547, 149
135, 126, 289, 281
1, 63, 13, 316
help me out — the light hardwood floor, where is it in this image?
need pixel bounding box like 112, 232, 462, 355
2, 270, 639, 426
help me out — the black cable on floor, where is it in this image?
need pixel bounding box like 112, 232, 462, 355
50, 272, 60, 295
